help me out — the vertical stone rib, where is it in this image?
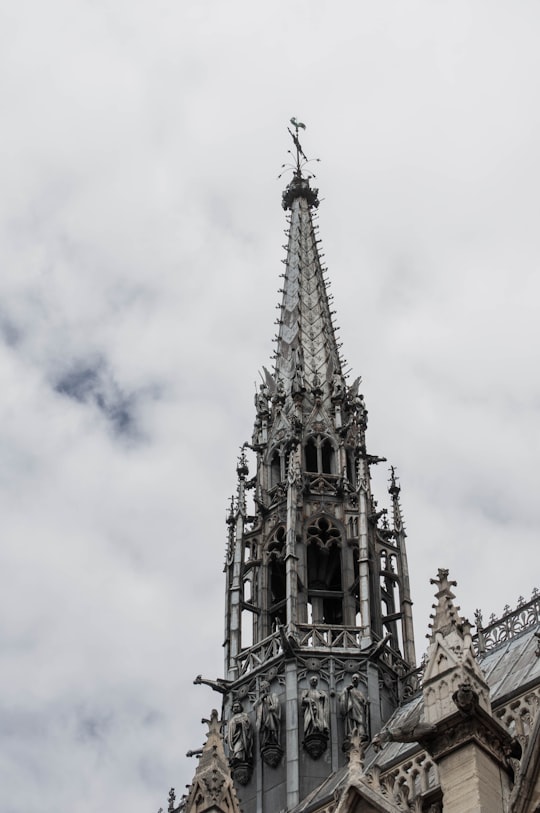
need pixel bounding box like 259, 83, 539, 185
389, 469, 417, 666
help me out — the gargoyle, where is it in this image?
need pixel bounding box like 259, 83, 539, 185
193, 675, 231, 695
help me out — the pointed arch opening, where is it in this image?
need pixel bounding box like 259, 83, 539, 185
306, 516, 343, 625
268, 445, 285, 490
270, 451, 281, 488
267, 526, 286, 631
241, 570, 256, 650
352, 546, 362, 626
321, 439, 333, 474
303, 434, 336, 476
305, 438, 318, 473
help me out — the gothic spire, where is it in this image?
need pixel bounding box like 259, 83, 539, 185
216, 133, 418, 813
273, 130, 344, 413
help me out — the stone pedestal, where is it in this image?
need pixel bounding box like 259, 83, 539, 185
438, 744, 510, 813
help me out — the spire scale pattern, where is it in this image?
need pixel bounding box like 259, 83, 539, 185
274, 176, 343, 411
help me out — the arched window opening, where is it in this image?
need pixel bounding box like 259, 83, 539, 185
308, 543, 342, 591
270, 558, 286, 607
321, 439, 333, 474
267, 526, 287, 630
270, 449, 282, 488
348, 516, 359, 538
241, 608, 254, 649
305, 438, 318, 472
346, 451, 356, 486
306, 516, 343, 625
352, 547, 361, 624
304, 435, 336, 475
269, 557, 286, 628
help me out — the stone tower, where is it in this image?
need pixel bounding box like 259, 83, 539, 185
191, 131, 418, 813
177, 132, 540, 813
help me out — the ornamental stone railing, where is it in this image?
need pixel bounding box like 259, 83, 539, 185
234, 587, 540, 681
367, 750, 440, 811
474, 589, 540, 656
296, 623, 364, 649
237, 631, 283, 676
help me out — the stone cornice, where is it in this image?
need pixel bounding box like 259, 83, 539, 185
419, 704, 516, 770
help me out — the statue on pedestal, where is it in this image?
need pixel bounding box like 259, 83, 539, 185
301, 675, 329, 759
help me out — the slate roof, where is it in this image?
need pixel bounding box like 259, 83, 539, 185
291, 623, 540, 813
479, 624, 540, 700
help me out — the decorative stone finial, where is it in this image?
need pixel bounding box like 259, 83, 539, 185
236, 448, 249, 479
423, 569, 492, 723
388, 465, 400, 496
428, 568, 461, 637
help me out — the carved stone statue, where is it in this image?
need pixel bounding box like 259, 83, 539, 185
255, 680, 281, 746
292, 364, 305, 396
339, 673, 368, 744
332, 372, 345, 399
254, 680, 283, 767
227, 700, 254, 776
354, 393, 368, 427
301, 675, 329, 759
255, 383, 269, 416
302, 675, 328, 736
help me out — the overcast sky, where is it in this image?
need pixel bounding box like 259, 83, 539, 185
1, 2, 540, 811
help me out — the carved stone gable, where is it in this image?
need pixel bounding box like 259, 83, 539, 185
269, 411, 291, 443
304, 403, 331, 434
184, 710, 242, 813
423, 570, 491, 723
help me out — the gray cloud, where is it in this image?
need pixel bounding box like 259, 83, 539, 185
53, 359, 141, 436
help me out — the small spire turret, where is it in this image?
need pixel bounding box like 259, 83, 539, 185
428, 568, 461, 637
423, 570, 493, 722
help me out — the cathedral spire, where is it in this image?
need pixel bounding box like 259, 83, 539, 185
215, 133, 417, 813
273, 127, 344, 415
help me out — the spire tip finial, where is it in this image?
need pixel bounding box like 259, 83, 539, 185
279, 119, 320, 209
289, 117, 307, 173
281, 119, 320, 210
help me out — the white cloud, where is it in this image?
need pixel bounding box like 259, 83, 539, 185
1, 1, 540, 810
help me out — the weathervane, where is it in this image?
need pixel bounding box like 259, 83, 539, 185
279, 117, 320, 181
289, 117, 308, 173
